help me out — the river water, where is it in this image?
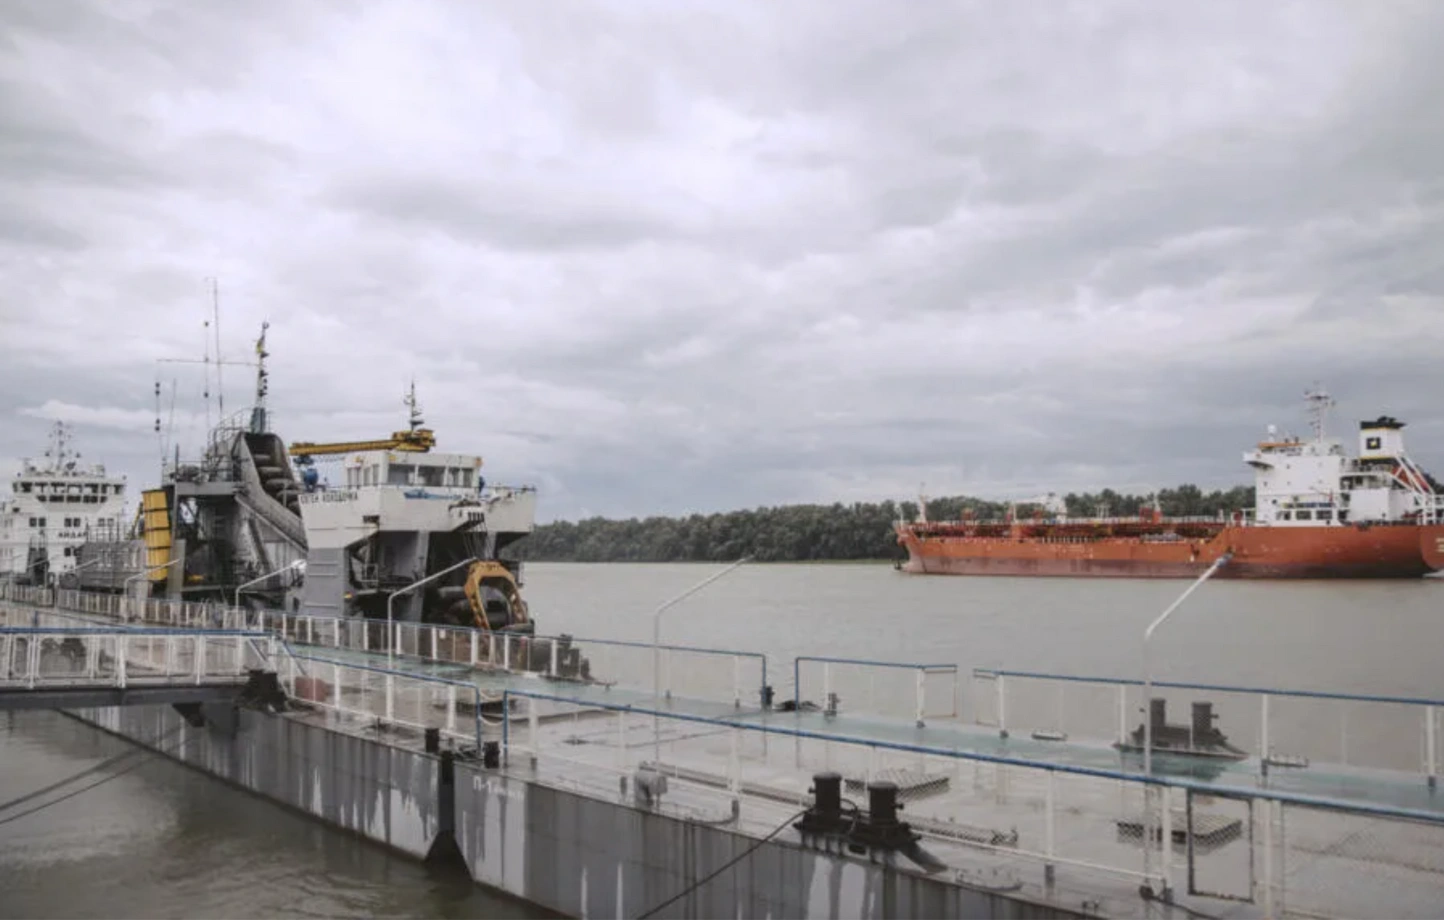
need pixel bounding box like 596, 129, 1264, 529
3, 563, 1442, 917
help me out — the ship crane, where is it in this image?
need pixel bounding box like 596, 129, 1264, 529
288, 429, 436, 458
288, 381, 436, 459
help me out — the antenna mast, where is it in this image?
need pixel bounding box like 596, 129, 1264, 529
405, 378, 424, 433
212, 277, 224, 418
202, 316, 212, 432
154, 379, 164, 476
1304, 384, 1334, 442
250, 321, 270, 434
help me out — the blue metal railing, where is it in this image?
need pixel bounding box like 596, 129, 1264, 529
972, 667, 1444, 709
500, 685, 1444, 827
285, 650, 487, 751
0, 626, 272, 638
793, 655, 956, 707
255, 610, 769, 706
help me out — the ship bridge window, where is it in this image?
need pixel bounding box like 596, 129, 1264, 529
1296, 510, 1313, 521
387, 463, 415, 486
418, 465, 445, 487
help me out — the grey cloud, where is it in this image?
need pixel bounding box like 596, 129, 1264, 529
1, 0, 1442, 523
0, 79, 160, 189
0, 205, 90, 251
325, 172, 700, 253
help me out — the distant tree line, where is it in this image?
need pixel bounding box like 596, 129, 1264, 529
515, 485, 1257, 563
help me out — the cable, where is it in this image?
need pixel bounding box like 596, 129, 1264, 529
635, 808, 808, 920
0, 747, 148, 814
0, 723, 188, 827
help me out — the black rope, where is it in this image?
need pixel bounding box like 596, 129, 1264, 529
634, 809, 807, 920
0, 722, 188, 827
0, 746, 146, 814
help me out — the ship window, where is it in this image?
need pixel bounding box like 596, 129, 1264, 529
64, 546, 73, 557
418, 465, 444, 487
20, 483, 31, 493
1279, 511, 1292, 521
387, 463, 414, 486
1296, 510, 1313, 521
458, 469, 473, 488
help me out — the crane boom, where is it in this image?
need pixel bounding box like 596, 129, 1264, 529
289, 427, 436, 458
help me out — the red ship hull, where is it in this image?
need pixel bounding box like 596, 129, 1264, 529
897, 522, 1444, 579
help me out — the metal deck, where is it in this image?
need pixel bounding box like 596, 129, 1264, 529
6, 588, 1444, 918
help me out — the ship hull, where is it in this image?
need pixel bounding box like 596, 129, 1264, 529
898, 523, 1444, 580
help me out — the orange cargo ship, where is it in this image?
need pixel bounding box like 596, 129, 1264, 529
895, 391, 1444, 579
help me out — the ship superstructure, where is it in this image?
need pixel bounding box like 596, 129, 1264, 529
896, 389, 1444, 579
0, 422, 130, 585
1247, 390, 1443, 527
290, 382, 537, 626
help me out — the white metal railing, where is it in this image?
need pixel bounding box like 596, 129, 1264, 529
793, 655, 959, 726
0, 625, 274, 692
22, 587, 769, 709
503, 686, 1444, 918
972, 668, 1443, 782
277, 650, 490, 752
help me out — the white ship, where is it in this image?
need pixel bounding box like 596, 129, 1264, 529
1, 422, 131, 584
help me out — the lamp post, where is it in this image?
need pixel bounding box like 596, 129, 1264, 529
385, 557, 477, 669
122, 559, 181, 622
1139, 552, 1230, 901
1142, 553, 1232, 776
234, 559, 307, 610
651, 556, 751, 764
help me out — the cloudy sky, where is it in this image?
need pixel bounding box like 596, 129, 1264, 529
2, 0, 1441, 521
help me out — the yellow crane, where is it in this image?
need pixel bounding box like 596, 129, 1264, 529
288, 427, 436, 458
289, 380, 436, 458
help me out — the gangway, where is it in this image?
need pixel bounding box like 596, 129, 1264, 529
0, 626, 277, 711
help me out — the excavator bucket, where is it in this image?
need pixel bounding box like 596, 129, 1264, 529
461, 561, 530, 631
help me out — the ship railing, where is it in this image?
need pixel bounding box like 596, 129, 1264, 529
501, 685, 1444, 918
276, 650, 490, 754
913, 514, 1232, 529
351, 616, 767, 711
311, 482, 536, 500
0, 617, 277, 692
971, 667, 1444, 786
98, 596, 767, 710
0, 582, 55, 607
792, 655, 958, 726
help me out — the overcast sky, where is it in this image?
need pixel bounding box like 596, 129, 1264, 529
2, 1, 1442, 521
